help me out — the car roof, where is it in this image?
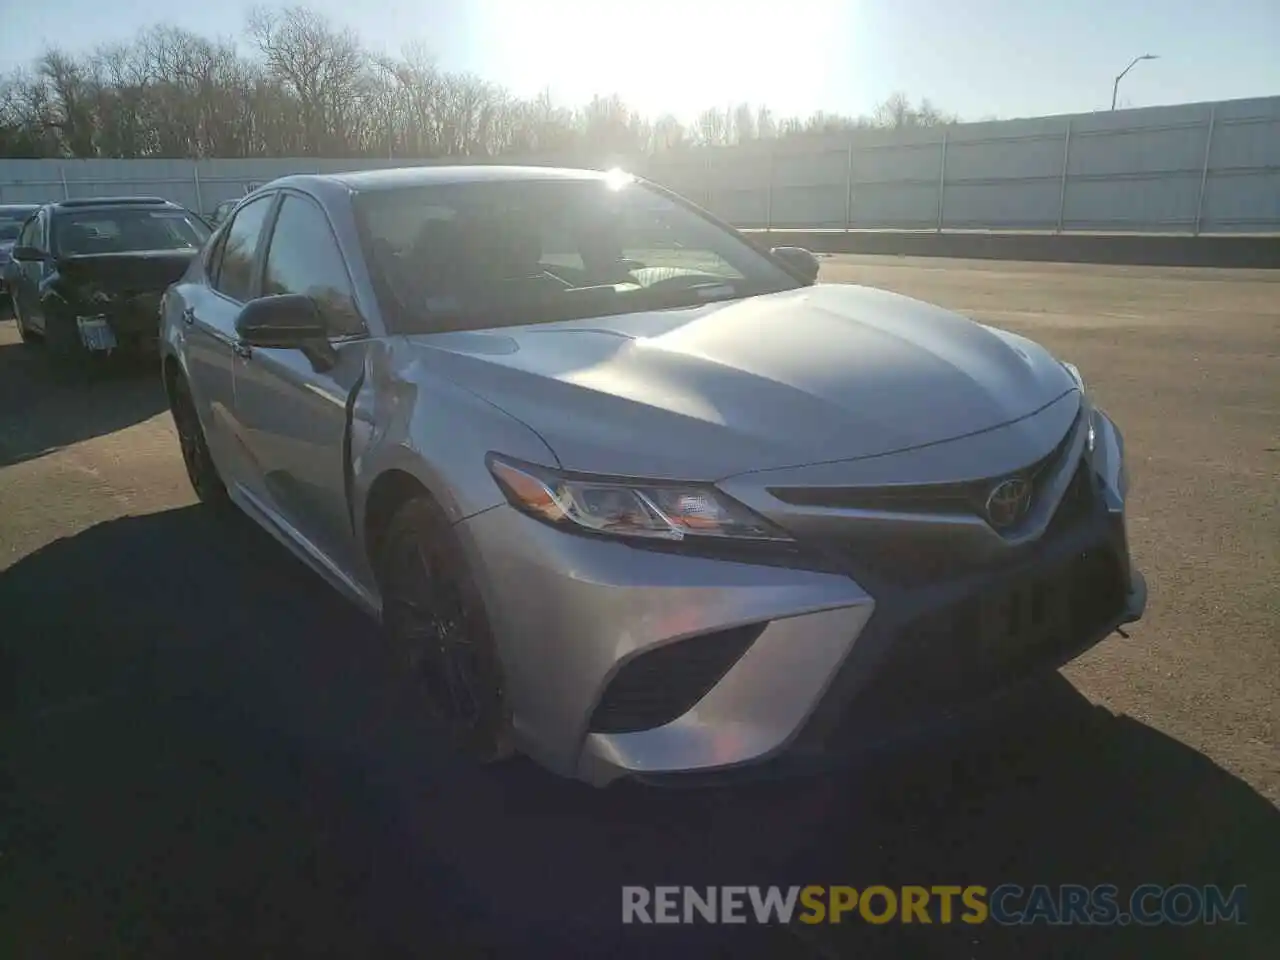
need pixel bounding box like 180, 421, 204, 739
272, 165, 614, 195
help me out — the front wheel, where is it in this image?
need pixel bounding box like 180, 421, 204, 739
169, 374, 228, 506
378, 496, 514, 763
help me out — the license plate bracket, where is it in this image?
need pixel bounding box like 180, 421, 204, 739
76, 316, 118, 353
978, 571, 1072, 661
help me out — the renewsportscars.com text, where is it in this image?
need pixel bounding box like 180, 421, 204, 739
622, 884, 1248, 926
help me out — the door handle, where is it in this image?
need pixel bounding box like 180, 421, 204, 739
182, 307, 195, 325
232, 341, 252, 360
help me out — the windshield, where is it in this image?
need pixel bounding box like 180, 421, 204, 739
355, 177, 802, 333
53, 208, 211, 256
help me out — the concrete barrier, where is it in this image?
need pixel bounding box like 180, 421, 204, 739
745, 231, 1280, 269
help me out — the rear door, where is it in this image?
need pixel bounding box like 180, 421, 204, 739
179, 192, 277, 483
229, 190, 372, 580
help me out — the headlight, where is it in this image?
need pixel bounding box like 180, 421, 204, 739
1062, 361, 1085, 392
1061, 362, 1097, 453
487, 455, 792, 542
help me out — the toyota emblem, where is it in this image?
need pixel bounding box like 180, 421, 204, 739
984, 477, 1032, 529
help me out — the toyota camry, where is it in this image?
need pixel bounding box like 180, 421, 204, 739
159, 166, 1146, 786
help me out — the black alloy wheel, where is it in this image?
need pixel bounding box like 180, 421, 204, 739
379, 496, 513, 763
170, 375, 228, 505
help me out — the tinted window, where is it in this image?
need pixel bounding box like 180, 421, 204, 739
214, 195, 273, 302
263, 195, 363, 336
212, 200, 237, 224
17, 214, 39, 248
54, 208, 209, 256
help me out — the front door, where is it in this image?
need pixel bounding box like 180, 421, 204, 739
181, 192, 277, 480
229, 192, 372, 582
13, 211, 49, 333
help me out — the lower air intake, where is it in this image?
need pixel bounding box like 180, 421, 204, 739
588, 623, 766, 734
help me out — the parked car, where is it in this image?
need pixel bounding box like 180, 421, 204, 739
160, 166, 1146, 786
0, 203, 41, 314
9, 197, 210, 367
207, 199, 238, 226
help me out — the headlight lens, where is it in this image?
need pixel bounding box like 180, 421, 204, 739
1062, 361, 1085, 392
488, 456, 792, 542
1062, 362, 1096, 453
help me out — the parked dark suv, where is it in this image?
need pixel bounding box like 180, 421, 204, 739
9, 197, 210, 370
1, 203, 42, 314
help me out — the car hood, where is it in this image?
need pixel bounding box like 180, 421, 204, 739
402, 284, 1077, 479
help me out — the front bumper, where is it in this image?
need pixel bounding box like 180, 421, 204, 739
456, 409, 1144, 787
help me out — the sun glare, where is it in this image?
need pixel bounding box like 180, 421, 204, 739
604, 167, 634, 190
476, 0, 850, 122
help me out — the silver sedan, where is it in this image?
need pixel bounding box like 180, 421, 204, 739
159, 166, 1146, 786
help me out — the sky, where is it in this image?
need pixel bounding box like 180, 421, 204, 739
0, 0, 1277, 123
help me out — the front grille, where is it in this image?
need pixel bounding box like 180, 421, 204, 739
1047, 460, 1096, 534
768, 408, 1082, 520
815, 454, 1099, 590
588, 623, 765, 734
836, 544, 1126, 732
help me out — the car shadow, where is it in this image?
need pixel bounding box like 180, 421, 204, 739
0, 330, 168, 467
1, 507, 1276, 958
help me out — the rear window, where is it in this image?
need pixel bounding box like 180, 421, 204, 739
54, 208, 210, 256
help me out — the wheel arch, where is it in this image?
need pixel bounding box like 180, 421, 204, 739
363, 468, 434, 571
161, 351, 182, 399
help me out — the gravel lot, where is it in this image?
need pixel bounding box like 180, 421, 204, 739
1, 257, 1277, 958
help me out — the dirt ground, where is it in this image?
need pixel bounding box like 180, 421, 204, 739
1, 257, 1276, 958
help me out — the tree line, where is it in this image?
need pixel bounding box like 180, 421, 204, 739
0, 5, 956, 161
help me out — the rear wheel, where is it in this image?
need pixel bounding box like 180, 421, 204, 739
12, 298, 39, 345
169, 373, 228, 506
378, 496, 513, 763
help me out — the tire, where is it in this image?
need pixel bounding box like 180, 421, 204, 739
11, 298, 39, 345
377, 496, 514, 763
169, 373, 229, 506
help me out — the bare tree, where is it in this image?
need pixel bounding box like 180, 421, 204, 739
247, 5, 368, 155
695, 106, 730, 147
755, 105, 776, 141
0, 5, 956, 161
873, 91, 955, 129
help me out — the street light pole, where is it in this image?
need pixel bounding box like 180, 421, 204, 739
1112, 54, 1160, 110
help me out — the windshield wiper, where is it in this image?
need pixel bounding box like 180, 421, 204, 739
631, 280, 773, 311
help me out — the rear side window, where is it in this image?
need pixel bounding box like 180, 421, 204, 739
214, 195, 273, 302
262, 194, 363, 336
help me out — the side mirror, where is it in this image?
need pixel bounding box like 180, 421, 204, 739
771, 246, 821, 284
235, 294, 327, 348
10, 245, 47, 263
